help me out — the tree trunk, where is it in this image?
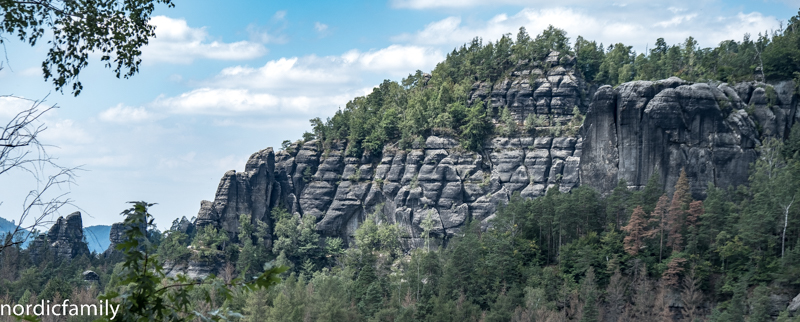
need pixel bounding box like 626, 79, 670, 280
782, 199, 793, 259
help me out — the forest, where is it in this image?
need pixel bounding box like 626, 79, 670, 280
1, 7, 800, 322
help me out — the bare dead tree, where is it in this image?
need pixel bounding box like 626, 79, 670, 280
0, 94, 79, 254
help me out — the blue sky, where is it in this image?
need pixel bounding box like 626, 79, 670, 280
1, 0, 798, 230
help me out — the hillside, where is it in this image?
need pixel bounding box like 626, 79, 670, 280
2, 15, 800, 322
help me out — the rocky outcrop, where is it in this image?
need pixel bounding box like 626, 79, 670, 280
196, 66, 797, 249
789, 292, 800, 313
470, 51, 591, 125
30, 212, 90, 261
103, 222, 126, 256
83, 270, 100, 283
163, 255, 223, 280
195, 52, 589, 247
196, 148, 276, 244
197, 134, 582, 248
580, 78, 797, 198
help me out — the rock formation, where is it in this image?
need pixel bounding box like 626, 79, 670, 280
82, 270, 100, 283
30, 211, 90, 261
174, 52, 798, 253
103, 222, 126, 256
193, 52, 592, 248
581, 78, 796, 199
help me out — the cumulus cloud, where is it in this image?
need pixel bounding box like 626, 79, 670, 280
393, 6, 782, 53
145, 45, 443, 116
391, 0, 529, 9
151, 87, 368, 116
38, 119, 93, 149
0, 96, 38, 118
315, 22, 329, 32
389, 0, 658, 9
99, 104, 157, 123
144, 16, 267, 64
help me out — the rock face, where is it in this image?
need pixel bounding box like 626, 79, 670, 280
470, 51, 591, 124
103, 222, 126, 256
163, 256, 223, 280
789, 292, 800, 313
83, 270, 100, 283
196, 68, 797, 249
581, 78, 796, 198
197, 135, 582, 247
30, 212, 90, 261
195, 148, 276, 244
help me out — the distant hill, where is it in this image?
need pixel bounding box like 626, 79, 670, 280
0, 216, 32, 247
0, 216, 16, 233
83, 225, 111, 254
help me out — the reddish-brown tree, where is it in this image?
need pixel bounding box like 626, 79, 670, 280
687, 200, 704, 227
661, 257, 687, 286
667, 169, 691, 253
622, 206, 648, 256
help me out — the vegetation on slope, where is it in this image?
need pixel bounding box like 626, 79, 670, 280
306, 10, 800, 155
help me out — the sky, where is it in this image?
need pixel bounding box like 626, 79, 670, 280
1, 0, 798, 230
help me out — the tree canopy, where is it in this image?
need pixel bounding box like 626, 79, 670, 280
1, 0, 174, 95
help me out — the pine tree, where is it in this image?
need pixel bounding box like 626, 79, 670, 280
681, 267, 703, 322
605, 268, 627, 322
622, 206, 648, 256
748, 285, 771, 322
579, 267, 599, 322
687, 200, 703, 227
243, 289, 269, 322
649, 194, 671, 261
661, 256, 687, 287
667, 169, 691, 253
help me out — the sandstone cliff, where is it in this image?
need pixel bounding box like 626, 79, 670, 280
581, 78, 796, 198
194, 54, 593, 247
30, 211, 90, 261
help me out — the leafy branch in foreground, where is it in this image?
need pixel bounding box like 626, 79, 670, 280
1, 0, 175, 95
96, 201, 287, 322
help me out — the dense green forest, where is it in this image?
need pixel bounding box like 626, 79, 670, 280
2, 9, 800, 321
307, 11, 800, 155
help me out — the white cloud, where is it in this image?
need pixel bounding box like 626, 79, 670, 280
315, 22, 329, 32
147, 45, 443, 116
0, 96, 37, 118
99, 104, 157, 123
654, 14, 698, 28
247, 11, 289, 44
151, 87, 365, 116
144, 16, 267, 64
39, 119, 93, 147
393, 6, 782, 53
391, 0, 525, 9
391, 0, 640, 9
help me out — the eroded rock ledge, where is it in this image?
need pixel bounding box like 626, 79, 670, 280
190, 76, 796, 252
